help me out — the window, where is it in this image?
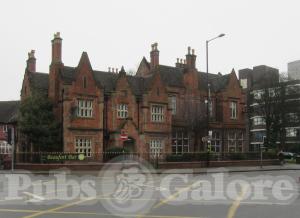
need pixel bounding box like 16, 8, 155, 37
117, 104, 128, 119
286, 113, 299, 122
252, 117, 266, 126
172, 131, 189, 154
228, 131, 243, 152
286, 128, 299, 137
253, 90, 264, 100
77, 100, 93, 118
211, 131, 221, 152
230, 101, 237, 119
240, 79, 247, 89
151, 105, 164, 122
252, 131, 265, 142
268, 88, 276, 97
83, 76, 87, 89
150, 139, 163, 157
75, 138, 92, 157
0, 142, 12, 154
286, 85, 300, 95
2, 125, 8, 132
168, 96, 177, 115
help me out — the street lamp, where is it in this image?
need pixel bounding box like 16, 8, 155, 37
205, 33, 225, 163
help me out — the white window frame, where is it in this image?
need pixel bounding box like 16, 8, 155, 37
150, 139, 163, 157
151, 104, 164, 122
172, 131, 189, 154
268, 88, 276, 97
253, 90, 264, 100
211, 131, 221, 153
228, 131, 243, 152
286, 127, 299, 137
168, 96, 177, 115
252, 116, 266, 126
240, 79, 247, 89
2, 125, 8, 132
230, 101, 237, 119
286, 113, 299, 122
117, 104, 128, 119
0, 141, 12, 154
77, 99, 93, 118
75, 138, 92, 157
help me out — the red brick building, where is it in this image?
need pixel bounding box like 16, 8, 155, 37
19, 33, 246, 161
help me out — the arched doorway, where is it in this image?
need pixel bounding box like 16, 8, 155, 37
123, 137, 135, 153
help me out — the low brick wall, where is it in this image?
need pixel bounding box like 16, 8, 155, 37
15, 163, 105, 171
158, 159, 280, 169
15, 159, 280, 171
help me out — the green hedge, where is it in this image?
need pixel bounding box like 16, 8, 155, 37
104, 147, 129, 161
165, 152, 277, 162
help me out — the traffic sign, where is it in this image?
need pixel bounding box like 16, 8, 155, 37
120, 129, 128, 141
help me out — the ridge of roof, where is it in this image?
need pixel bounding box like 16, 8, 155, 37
0, 100, 20, 123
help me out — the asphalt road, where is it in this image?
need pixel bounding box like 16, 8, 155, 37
0, 169, 299, 218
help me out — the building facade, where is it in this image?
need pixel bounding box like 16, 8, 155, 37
288, 60, 300, 80
239, 66, 300, 152
19, 33, 246, 161
0, 101, 19, 155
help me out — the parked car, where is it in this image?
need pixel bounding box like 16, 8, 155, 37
278, 151, 295, 159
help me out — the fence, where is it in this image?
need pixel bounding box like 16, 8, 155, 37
14, 151, 278, 164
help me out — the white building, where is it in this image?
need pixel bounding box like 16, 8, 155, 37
288, 60, 300, 80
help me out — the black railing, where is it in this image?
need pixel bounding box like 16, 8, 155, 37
14, 151, 278, 164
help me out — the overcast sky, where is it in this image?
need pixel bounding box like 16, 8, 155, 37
1, 0, 300, 101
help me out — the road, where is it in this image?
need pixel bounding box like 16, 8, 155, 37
0, 169, 299, 218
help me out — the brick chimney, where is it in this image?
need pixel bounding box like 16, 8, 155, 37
186, 47, 196, 69
51, 32, 62, 64
150, 43, 159, 69
26, 50, 36, 72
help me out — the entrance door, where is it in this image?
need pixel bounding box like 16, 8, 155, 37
123, 137, 135, 153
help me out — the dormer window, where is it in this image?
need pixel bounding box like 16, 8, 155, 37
83, 76, 87, 89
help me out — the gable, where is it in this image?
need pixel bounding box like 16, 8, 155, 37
136, 57, 151, 77
146, 72, 168, 102
72, 52, 98, 94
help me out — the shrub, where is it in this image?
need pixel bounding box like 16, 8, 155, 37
104, 147, 129, 161
228, 153, 246, 160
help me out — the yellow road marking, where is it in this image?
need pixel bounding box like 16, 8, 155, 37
0, 208, 203, 218
227, 184, 249, 218
137, 180, 203, 218
22, 196, 96, 218
153, 180, 202, 209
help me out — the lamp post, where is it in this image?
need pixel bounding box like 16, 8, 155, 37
205, 33, 225, 166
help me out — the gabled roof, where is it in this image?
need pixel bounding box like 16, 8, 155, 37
61, 66, 150, 96
28, 72, 49, 91
198, 71, 221, 91
210, 74, 231, 92
148, 64, 230, 92
0, 101, 20, 123
150, 65, 185, 88
31, 62, 232, 96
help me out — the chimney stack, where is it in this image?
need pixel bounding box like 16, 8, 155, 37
186, 47, 196, 69
51, 32, 62, 64
26, 50, 36, 72
150, 42, 159, 69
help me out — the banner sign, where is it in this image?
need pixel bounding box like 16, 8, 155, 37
42, 153, 85, 162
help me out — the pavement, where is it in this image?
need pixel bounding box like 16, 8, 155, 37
1, 163, 300, 175
0, 164, 299, 217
